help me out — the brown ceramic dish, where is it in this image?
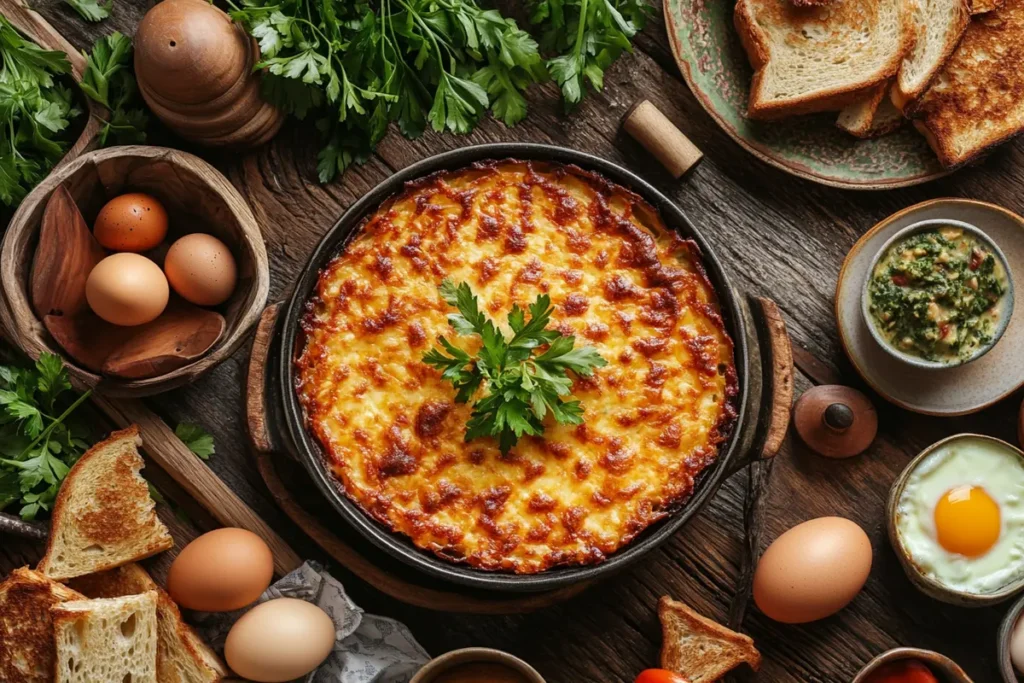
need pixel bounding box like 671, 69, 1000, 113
999, 593, 1024, 682
0, 146, 269, 397
410, 648, 545, 683
887, 434, 1024, 606
853, 647, 973, 682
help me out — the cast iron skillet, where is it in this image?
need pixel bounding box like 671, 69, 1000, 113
273, 143, 785, 592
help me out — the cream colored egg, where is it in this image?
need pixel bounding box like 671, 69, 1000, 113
225, 598, 336, 682
753, 516, 872, 624
166, 528, 274, 612
163, 233, 237, 306
85, 253, 169, 326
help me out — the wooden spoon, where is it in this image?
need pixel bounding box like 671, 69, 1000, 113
44, 300, 225, 379
30, 185, 106, 318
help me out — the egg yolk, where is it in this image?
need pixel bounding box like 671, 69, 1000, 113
933, 485, 1000, 557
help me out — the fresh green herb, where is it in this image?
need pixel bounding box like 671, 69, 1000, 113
64, 0, 113, 23
175, 423, 215, 460
423, 279, 606, 454
80, 32, 148, 146
0, 353, 93, 520
228, 0, 546, 182
528, 0, 650, 107
868, 228, 1007, 363
0, 16, 82, 207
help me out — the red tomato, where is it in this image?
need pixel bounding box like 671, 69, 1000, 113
863, 660, 939, 683
634, 670, 691, 683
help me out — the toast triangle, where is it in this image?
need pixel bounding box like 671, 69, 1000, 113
658, 595, 761, 683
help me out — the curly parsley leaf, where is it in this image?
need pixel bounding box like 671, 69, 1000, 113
64, 0, 113, 22
81, 32, 148, 146
423, 279, 606, 454
175, 423, 215, 461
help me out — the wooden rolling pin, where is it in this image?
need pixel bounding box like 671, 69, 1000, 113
622, 99, 704, 178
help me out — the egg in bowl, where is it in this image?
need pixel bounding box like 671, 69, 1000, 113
891, 434, 1024, 600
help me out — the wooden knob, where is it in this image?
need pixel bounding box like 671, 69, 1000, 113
793, 385, 877, 459
622, 100, 703, 178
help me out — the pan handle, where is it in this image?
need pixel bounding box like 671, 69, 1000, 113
0, 510, 47, 540
725, 295, 794, 477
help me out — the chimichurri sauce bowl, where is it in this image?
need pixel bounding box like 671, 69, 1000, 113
862, 219, 1015, 369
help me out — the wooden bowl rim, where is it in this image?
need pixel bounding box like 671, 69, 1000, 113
999, 592, 1024, 682
886, 433, 1024, 606
410, 648, 546, 683
0, 145, 269, 397
853, 647, 973, 682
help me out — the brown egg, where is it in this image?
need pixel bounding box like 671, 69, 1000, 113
85, 253, 169, 326
163, 233, 238, 306
753, 516, 872, 624
93, 193, 168, 252
167, 528, 273, 612
224, 599, 336, 682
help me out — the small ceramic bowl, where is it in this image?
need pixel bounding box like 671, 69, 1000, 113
999, 592, 1024, 682
861, 218, 1015, 370
887, 433, 1024, 606
853, 647, 973, 682
410, 647, 545, 683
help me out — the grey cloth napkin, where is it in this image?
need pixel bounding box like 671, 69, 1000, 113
194, 561, 430, 683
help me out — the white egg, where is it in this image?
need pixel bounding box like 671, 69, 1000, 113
896, 436, 1024, 595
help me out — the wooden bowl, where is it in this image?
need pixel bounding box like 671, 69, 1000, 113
853, 647, 973, 682
411, 648, 545, 683
886, 433, 1024, 606
0, 146, 269, 397
999, 593, 1024, 682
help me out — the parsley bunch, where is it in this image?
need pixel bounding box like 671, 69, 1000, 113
80, 33, 148, 146
0, 353, 93, 520
528, 0, 651, 107
227, 0, 546, 182
0, 17, 82, 207
423, 280, 606, 454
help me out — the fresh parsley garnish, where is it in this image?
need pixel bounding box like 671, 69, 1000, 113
0, 17, 82, 207
228, 0, 546, 183
175, 423, 215, 461
64, 0, 113, 22
423, 279, 606, 455
80, 32, 148, 146
0, 352, 93, 520
528, 0, 651, 107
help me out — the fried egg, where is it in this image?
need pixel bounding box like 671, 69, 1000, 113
896, 436, 1024, 594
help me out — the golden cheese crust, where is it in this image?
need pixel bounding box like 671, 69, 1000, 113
295, 160, 738, 574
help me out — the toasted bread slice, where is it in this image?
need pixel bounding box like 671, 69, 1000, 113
837, 82, 906, 136
70, 563, 228, 683
972, 0, 1004, 13
914, 0, 1024, 166
37, 426, 173, 581
735, 0, 913, 119
0, 568, 86, 683
658, 596, 761, 683
891, 0, 970, 112
52, 592, 158, 683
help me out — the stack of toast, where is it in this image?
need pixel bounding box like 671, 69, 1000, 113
735, 0, 1024, 167
0, 426, 228, 683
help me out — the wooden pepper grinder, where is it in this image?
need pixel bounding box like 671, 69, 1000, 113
622, 100, 703, 178
793, 385, 878, 458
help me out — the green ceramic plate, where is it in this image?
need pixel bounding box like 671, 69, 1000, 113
663, 0, 949, 190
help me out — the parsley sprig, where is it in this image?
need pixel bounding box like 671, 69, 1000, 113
0, 353, 93, 520
80, 33, 148, 146
423, 280, 606, 455
528, 0, 651, 107
64, 0, 113, 23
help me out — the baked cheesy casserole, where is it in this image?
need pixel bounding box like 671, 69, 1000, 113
295, 160, 737, 574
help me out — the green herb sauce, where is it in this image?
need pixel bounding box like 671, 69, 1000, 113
867, 228, 1008, 363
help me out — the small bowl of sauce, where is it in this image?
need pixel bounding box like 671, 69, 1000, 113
853, 647, 972, 682
411, 647, 545, 683
862, 218, 1014, 369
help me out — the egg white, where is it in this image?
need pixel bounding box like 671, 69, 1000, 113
896, 437, 1024, 595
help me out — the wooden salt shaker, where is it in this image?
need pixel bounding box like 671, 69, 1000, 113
622, 100, 703, 178
793, 385, 878, 459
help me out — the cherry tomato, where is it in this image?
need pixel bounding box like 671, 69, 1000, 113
634, 669, 691, 683
862, 660, 939, 683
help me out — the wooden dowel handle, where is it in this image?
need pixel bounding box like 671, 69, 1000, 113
622, 100, 703, 179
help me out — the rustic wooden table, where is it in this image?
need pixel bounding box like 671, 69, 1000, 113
3, 2, 1022, 682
